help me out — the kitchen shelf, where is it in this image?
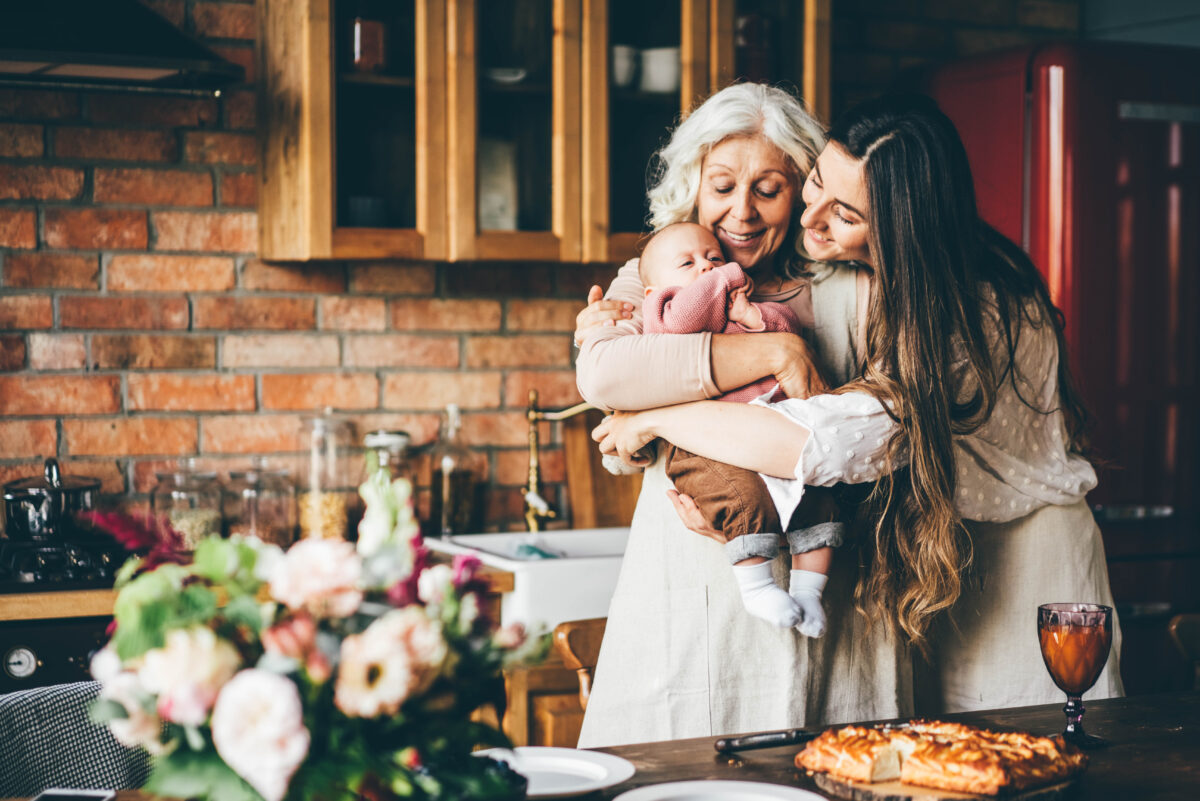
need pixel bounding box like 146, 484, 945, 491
338, 72, 416, 88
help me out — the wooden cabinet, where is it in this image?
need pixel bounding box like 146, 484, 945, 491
257, 0, 830, 263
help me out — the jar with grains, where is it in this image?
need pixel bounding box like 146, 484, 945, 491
298, 413, 356, 540
223, 458, 297, 548
151, 458, 223, 550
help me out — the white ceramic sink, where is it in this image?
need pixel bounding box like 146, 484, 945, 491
423, 527, 629, 632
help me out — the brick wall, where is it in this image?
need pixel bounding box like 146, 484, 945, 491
0, 0, 612, 533
831, 0, 1082, 116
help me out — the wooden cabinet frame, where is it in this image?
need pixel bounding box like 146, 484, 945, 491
257, 0, 448, 261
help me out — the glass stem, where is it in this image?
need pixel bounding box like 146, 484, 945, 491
1063, 693, 1085, 736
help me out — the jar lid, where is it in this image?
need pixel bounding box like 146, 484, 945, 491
364, 429, 411, 449
3, 458, 101, 498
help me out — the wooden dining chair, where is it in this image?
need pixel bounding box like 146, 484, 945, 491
561, 408, 641, 529
1168, 613, 1200, 690
552, 617, 607, 710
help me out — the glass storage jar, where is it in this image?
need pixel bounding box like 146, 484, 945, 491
298, 413, 355, 540
427, 404, 483, 537
224, 459, 297, 548
151, 458, 223, 550
363, 429, 413, 484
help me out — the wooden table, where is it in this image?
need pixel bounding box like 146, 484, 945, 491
13, 693, 1197, 800
597, 693, 1200, 800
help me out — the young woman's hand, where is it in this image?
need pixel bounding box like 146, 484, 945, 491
771, 334, 829, 399
574, 285, 634, 346
666, 490, 726, 543
592, 411, 655, 467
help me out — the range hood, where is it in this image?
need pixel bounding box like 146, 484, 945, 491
0, 0, 244, 96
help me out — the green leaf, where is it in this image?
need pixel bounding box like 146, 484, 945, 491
88, 697, 128, 724
224, 593, 266, 635
145, 747, 264, 801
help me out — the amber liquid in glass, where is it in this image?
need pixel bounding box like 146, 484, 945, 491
1039, 623, 1112, 695
429, 467, 476, 536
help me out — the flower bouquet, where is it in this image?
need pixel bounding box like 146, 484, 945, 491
87, 462, 539, 801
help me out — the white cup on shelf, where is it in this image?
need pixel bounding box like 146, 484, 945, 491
611, 44, 637, 88
639, 46, 680, 94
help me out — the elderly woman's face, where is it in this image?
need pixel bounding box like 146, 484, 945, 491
799, 143, 872, 264
696, 136, 797, 272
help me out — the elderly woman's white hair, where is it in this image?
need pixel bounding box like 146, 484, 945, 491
647, 83, 825, 269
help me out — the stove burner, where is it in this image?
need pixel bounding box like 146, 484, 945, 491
0, 538, 127, 589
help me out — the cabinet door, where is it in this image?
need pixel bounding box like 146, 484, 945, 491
581, 0, 709, 264
447, 0, 582, 262
258, 0, 447, 261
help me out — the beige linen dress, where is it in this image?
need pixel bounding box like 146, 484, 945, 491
575, 259, 912, 748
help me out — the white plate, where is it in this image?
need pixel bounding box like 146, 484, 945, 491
614, 780, 826, 801
475, 746, 636, 798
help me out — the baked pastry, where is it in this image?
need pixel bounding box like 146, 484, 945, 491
796, 720, 1087, 796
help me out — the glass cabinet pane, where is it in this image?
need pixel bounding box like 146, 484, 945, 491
334, 0, 417, 229
608, 0, 681, 236
476, 0, 554, 232
732, 0, 804, 86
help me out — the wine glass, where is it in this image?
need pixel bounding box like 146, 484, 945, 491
1037, 602, 1113, 749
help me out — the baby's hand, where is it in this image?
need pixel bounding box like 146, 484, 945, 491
728, 286, 763, 330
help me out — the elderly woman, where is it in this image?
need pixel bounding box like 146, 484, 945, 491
574, 83, 911, 748
593, 94, 1123, 729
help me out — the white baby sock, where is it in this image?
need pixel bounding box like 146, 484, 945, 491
789, 569, 828, 638
733, 561, 801, 628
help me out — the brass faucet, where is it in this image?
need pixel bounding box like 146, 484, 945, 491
524, 389, 593, 532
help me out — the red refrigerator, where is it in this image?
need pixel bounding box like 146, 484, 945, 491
923, 42, 1200, 693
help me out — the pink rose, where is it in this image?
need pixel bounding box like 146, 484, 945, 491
138, 626, 240, 726
262, 612, 332, 683
269, 538, 363, 619
212, 670, 310, 801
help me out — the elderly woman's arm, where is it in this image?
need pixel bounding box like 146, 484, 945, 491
575, 260, 826, 410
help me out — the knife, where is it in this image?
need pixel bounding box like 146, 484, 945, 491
713, 728, 821, 753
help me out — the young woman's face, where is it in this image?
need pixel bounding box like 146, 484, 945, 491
799, 143, 872, 265
696, 136, 798, 272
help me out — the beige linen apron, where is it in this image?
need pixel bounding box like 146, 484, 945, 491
924, 498, 1124, 713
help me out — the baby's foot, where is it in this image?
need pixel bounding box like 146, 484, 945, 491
733, 562, 801, 628
789, 569, 828, 638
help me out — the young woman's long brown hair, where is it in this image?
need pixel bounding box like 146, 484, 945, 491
827, 94, 1090, 647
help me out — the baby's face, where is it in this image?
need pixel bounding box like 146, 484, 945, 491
642, 224, 726, 290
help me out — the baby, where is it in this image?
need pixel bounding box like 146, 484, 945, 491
633, 221, 842, 636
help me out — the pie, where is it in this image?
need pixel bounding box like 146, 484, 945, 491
795, 720, 1087, 796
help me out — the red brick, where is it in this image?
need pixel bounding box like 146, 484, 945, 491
139, 0, 186, 27
560, 263, 622, 298
65, 417, 197, 457
0, 209, 35, 248
349, 264, 437, 294
194, 1, 257, 39
194, 296, 315, 329
128, 373, 256, 411
213, 47, 255, 85
320, 297, 385, 331
382, 371, 503, 410
55, 127, 176, 161
507, 299, 582, 332
0, 460, 125, 495
262, 373, 380, 411
0, 89, 78, 120
132, 456, 256, 493
94, 168, 213, 207
0, 420, 58, 460
108, 254, 235, 291
202, 414, 305, 454
466, 335, 570, 369
0, 123, 43, 157
0, 296, 53, 329
4, 253, 99, 289
220, 172, 257, 206
461, 411, 533, 447
0, 164, 84, 200
92, 335, 215, 369
153, 210, 256, 252
504, 370, 583, 408
343, 335, 459, 368
60, 296, 188, 330
391, 299, 501, 331
185, 131, 256, 165
497, 447, 564, 486
445, 263, 553, 297
222, 334, 339, 368
224, 90, 257, 130
44, 208, 148, 250
241, 261, 345, 292
0, 335, 26, 371
347, 413, 441, 447
0, 375, 120, 415
89, 93, 218, 127
27, 334, 86, 369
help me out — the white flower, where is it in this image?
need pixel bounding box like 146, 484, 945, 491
335, 607, 447, 718
98, 671, 165, 754
459, 592, 479, 627
212, 669, 310, 801
357, 476, 420, 559
417, 564, 454, 606
269, 538, 363, 618
90, 646, 122, 684
138, 626, 240, 726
